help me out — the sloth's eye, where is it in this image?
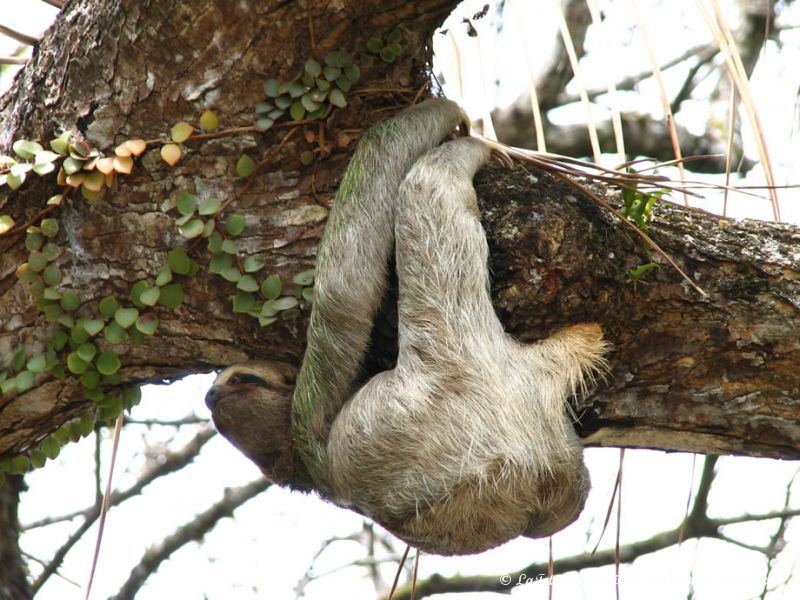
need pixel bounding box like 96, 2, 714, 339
229, 373, 266, 386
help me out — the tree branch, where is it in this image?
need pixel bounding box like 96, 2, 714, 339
110, 478, 270, 600
30, 427, 215, 592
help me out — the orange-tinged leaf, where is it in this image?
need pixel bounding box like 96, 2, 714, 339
125, 139, 146, 156
96, 157, 115, 174
114, 143, 132, 157
65, 173, 85, 188
112, 155, 134, 174
105, 171, 115, 187
160, 143, 182, 166
56, 167, 67, 186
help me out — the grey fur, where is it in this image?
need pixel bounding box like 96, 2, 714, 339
207, 100, 606, 555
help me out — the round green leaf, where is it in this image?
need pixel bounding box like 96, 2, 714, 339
103, 321, 127, 344
76, 343, 97, 363
158, 283, 184, 309
42, 242, 61, 262
300, 151, 315, 166
15, 370, 35, 392
67, 352, 89, 375
40, 218, 59, 238
156, 265, 173, 286
263, 78, 280, 97
43, 303, 63, 322
176, 191, 196, 216
43, 287, 61, 301
289, 101, 306, 121
271, 296, 298, 311
9, 455, 31, 474
25, 231, 44, 252
139, 286, 160, 306
135, 313, 159, 335
168, 247, 192, 275
130, 280, 149, 307
304, 59, 322, 77
171, 121, 194, 143
70, 324, 89, 344
323, 65, 341, 82
200, 110, 219, 132
236, 154, 257, 177
209, 253, 232, 274
344, 64, 361, 83
51, 329, 69, 351
243, 256, 264, 273
221, 239, 238, 254
41, 437, 61, 459
198, 197, 221, 216
80, 370, 100, 390
26, 355, 47, 373
82, 319, 104, 337
42, 264, 62, 286
335, 76, 353, 93
232, 291, 255, 313
28, 251, 48, 272
329, 89, 347, 108
301, 94, 321, 112
13, 139, 43, 160
302, 286, 315, 303
96, 351, 121, 376
225, 214, 246, 237
179, 218, 204, 239
220, 267, 241, 283
114, 307, 139, 329
261, 274, 282, 300
60, 291, 80, 311
123, 387, 142, 408
255, 117, 274, 132
79, 412, 95, 436
237, 275, 259, 292
292, 268, 316, 286
99, 295, 120, 317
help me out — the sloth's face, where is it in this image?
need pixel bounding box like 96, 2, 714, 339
206, 361, 311, 490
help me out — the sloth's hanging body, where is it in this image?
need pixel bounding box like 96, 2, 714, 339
207, 99, 606, 555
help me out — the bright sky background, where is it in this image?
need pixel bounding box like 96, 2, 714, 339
2, 1, 800, 599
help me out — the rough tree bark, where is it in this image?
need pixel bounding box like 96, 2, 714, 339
0, 0, 798, 487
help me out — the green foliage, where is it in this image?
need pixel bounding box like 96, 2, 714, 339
621, 180, 666, 231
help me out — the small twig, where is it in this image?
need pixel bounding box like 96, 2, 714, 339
83, 413, 124, 600
0, 56, 28, 65
30, 428, 216, 591
112, 478, 270, 600
0, 24, 40, 46
387, 545, 411, 600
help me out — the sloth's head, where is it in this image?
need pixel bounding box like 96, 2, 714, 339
205, 361, 311, 490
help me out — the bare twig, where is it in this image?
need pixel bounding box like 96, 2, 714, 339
112, 478, 270, 600
84, 414, 124, 600
0, 56, 28, 65
30, 428, 216, 592
0, 24, 39, 46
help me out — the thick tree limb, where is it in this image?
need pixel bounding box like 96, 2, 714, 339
0, 475, 31, 600
0, 0, 797, 470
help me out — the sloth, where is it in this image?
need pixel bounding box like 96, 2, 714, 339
206, 99, 607, 555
